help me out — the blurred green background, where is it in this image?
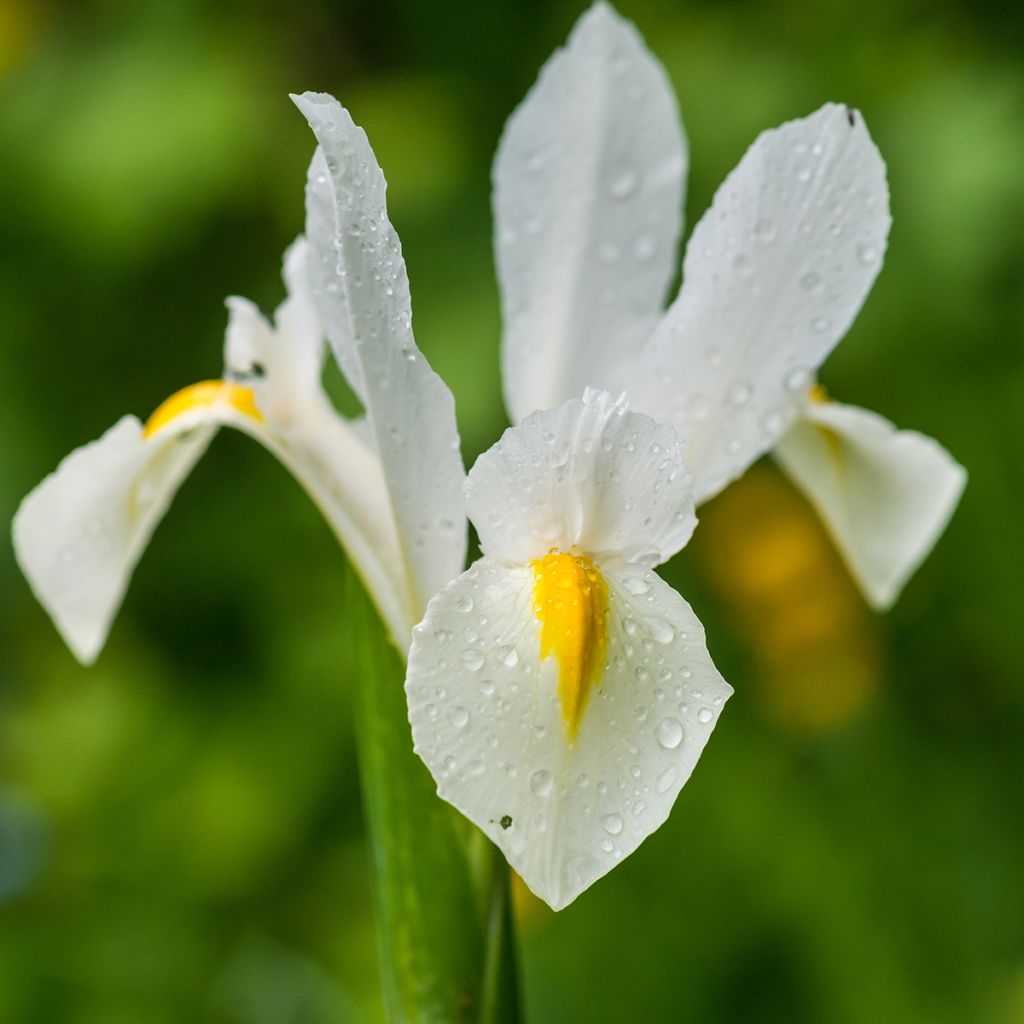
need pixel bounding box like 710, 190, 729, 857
1, 0, 1022, 1021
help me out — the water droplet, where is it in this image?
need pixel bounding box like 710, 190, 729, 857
630, 764, 641, 779
433, 628, 452, 646
497, 645, 519, 668
449, 706, 469, 728
753, 217, 777, 243
600, 838, 614, 853
857, 242, 879, 265
729, 382, 753, 407
467, 760, 486, 777
697, 707, 714, 725
655, 717, 684, 750
634, 235, 656, 261
623, 618, 638, 637
786, 367, 811, 392
461, 648, 485, 671
530, 770, 553, 797
633, 706, 649, 723
601, 813, 624, 835
810, 315, 831, 333
456, 594, 474, 613
609, 169, 638, 198
649, 618, 676, 645
799, 270, 822, 292
733, 253, 754, 278
796, 166, 812, 184
623, 575, 650, 596
655, 767, 678, 794
479, 679, 496, 696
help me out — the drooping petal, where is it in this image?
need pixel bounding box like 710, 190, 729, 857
631, 103, 891, 502
13, 416, 217, 664
467, 389, 696, 567
293, 92, 467, 614
406, 556, 731, 910
773, 400, 966, 609
494, 1, 688, 423
222, 288, 413, 646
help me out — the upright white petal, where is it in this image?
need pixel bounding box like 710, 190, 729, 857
225, 238, 325, 405
631, 103, 891, 502
494, 1, 687, 423
774, 400, 966, 609
467, 390, 696, 567
407, 557, 731, 910
13, 416, 217, 664
293, 92, 467, 614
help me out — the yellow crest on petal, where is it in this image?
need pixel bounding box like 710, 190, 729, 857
532, 550, 609, 742
143, 380, 263, 439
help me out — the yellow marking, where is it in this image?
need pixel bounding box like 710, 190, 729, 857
143, 380, 263, 439
807, 383, 829, 404
532, 550, 609, 742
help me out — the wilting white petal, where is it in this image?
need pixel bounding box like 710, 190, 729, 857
293, 92, 466, 613
13, 416, 216, 664
407, 556, 731, 910
467, 389, 696, 567
495, 2, 687, 424
631, 103, 891, 502
774, 400, 966, 609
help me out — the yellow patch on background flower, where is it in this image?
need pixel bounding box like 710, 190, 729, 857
532, 550, 608, 741
143, 380, 263, 439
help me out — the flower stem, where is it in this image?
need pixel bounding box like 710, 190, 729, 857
347, 569, 522, 1022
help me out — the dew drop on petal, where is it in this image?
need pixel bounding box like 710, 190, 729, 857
655, 767, 678, 794
655, 717, 684, 750
497, 645, 519, 668
697, 707, 714, 725
461, 648, 485, 672
530, 770, 553, 797
786, 368, 811, 392
449, 705, 469, 728
609, 169, 638, 199
601, 813, 624, 835
623, 575, 650, 596
857, 242, 879, 265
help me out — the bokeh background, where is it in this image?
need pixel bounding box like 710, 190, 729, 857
2, 0, 1022, 1020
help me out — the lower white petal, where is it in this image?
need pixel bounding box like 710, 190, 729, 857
774, 400, 966, 609
12, 416, 215, 664
406, 556, 732, 910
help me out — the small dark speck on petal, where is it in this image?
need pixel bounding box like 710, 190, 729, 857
845, 106, 857, 127
500, 814, 513, 830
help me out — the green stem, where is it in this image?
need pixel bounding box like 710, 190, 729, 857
347, 570, 522, 1023
478, 845, 522, 1024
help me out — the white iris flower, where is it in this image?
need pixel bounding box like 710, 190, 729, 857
13, 92, 465, 663
493, 2, 966, 609
406, 389, 732, 910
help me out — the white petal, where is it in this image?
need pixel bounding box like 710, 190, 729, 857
631, 103, 891, 501
774, 400, 966, 609
495, 1, 687, 423
293, 92, 467, 613
406, 556, 732, 910
224, 238, 326, 404
12, 416, 215, 664
466, 390, 696, 567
